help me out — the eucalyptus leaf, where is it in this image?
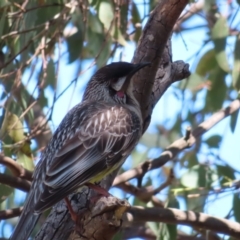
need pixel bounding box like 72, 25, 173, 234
0, 7, 7, 37
0, 111, 32, 156
205, 135, 222, 148
217, 165, 235, 186
211, 16, 230, 72
181, 165, 200, 188
232, 35, 240, 90
233, 193, 240, 222
17, 152, 34, 171
196, 49, 217, 77
205, 66, 227, 112
230, 109, 239, 133
46, 59, 56, 89
0, 0, 10, 7
98, 1, 114, 30
66, 28, 84, 63
0, 184, 13, 204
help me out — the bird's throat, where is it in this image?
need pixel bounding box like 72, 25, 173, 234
116, 91, 125, 98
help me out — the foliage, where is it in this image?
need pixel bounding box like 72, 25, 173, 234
0, 0, 240, 239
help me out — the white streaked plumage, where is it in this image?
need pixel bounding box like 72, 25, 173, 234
10, 62, 150, 240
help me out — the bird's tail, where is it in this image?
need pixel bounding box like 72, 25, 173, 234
10, 207, 40, 240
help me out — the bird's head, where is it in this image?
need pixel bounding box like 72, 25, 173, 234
83, 62, 150, 105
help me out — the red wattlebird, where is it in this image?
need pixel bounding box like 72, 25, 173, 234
10, 62, 150, 240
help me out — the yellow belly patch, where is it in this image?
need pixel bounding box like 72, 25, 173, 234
89, 164, 119, 183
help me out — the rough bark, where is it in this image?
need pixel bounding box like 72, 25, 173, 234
34, 0, 190, 239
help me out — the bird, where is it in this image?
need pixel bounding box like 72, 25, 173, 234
10, 61, 150, 240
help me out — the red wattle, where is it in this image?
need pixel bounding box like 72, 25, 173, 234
117, 91, 125, 98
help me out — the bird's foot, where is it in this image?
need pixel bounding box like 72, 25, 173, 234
85, 182, 111, 204
85, 182, 110, 197
64, 197, 78, 222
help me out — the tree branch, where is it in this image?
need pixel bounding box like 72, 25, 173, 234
131, 0, 190, 129
115, 169, 173, 204
0, 173, 31, 192
173, 0, 204, 32
126, 206, 240, 239
0, 154, 33, 181
0, 207, 23, 220
113, 99, 240, 185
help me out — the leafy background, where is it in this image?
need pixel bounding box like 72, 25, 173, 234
0, 0, 240, 239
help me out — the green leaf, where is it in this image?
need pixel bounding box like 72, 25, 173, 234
211, 16, 230, 72
167, 196, 179, 209
140, 131, 169, 148
180, 151, 198, 168
217, 165, 235, 186
230, 109, 239, 133
46, 59, 56, 89
0, 7, 7, 37
1, 111, 25, 143
114, 27, 127, 46
232, 35, 240, 90
147, 221, 159, 236
196, 49, 218, 77
233, 193, 240, 222
212, 16, 229, 41
158, 223, 169, 240
214, 41, 230, 72
166, 224, 177, 240
131, 2, 142, 42
83, 28, 112, 67
35, 2, 62, 26
131, 149, 148, 167
198, 165, 207, 187
166, 196, 180, 239
0, 111, 32, 157
181, 165, 201, 188
66, 28, 84, 63
205, 135, 222, 148
0, 0, 10, 7
112, 232, 123, 240
98, 1, 114, 30
0, 184, 13, 204
38, 91, 49, 108
182, 73, 204, 91
89, 12, 103, 34
205, 67, 227, 112
119, 1, 128, 38
17, 152, 34, 171
96, 39, 112, 67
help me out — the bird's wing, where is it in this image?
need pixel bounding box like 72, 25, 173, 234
34, 102, 141, 213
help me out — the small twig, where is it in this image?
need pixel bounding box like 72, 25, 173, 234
1, 20, 54, 39
184, 126, 192, 141
116, 169, 174, 204
0, 154, 33, 181
113, 99, 240, 186
173, 0, 204, 32
9, 3, 64, 17
127, 206, 240, 239
0, 207, 23, 220
0, 173, 31, 192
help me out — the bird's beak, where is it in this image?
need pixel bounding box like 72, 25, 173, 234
130, 62, 151, 76
122, 62, 151, 90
